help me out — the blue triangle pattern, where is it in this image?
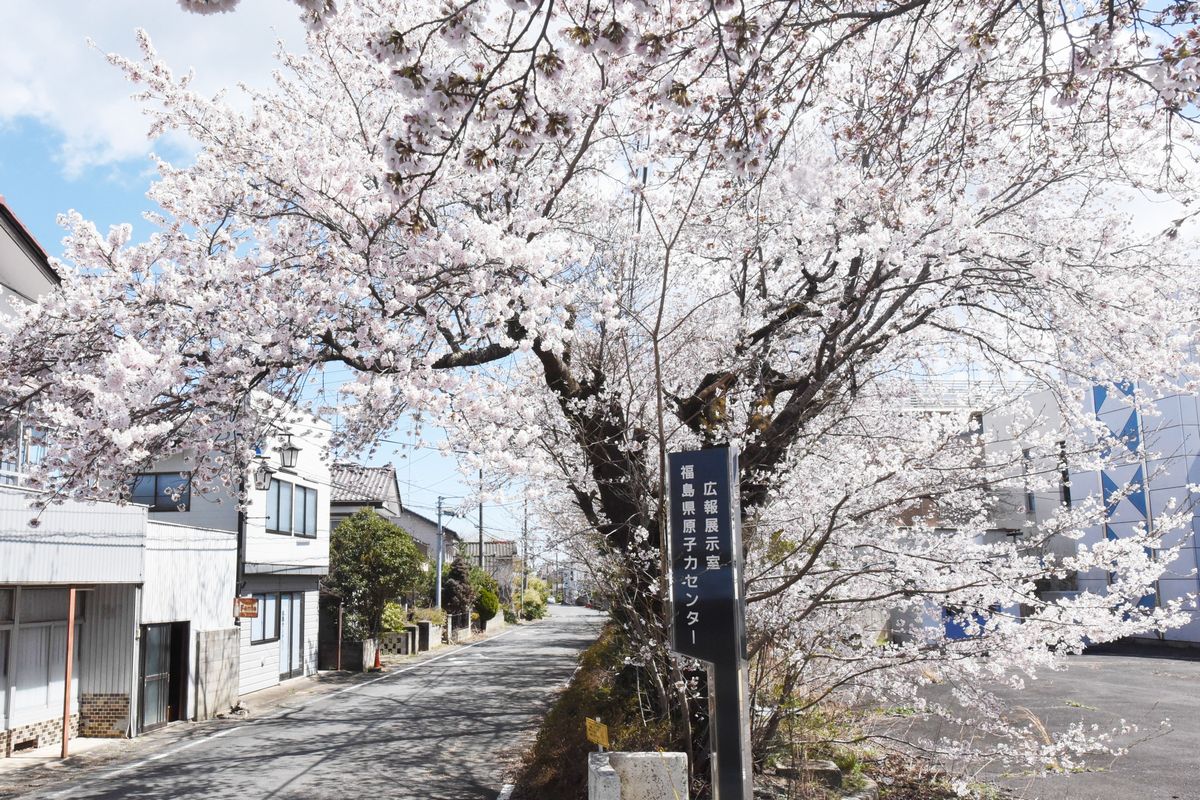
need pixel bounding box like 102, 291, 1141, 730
1118, 411, 1141, 454
1093, 385, 1108, 415
1101, 472, 1121, 516
1126, 466, 1147, 517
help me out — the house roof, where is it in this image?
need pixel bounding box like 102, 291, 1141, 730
0, 195, 60, 287
397, 507, 462, 542
330, 462, 398, 505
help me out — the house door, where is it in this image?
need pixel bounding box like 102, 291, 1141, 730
278, 593, 304, 680
140, 622, 188, 732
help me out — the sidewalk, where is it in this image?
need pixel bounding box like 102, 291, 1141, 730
0, 620, 528, 798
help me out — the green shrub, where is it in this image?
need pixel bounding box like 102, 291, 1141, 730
503, 608, 518, 624
475, 587, 500, 621
412, 607, 447, 626
326, 509, 426, 637
521, 587, 548, 620
380, 601, 409, 632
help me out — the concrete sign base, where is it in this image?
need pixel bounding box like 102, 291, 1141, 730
588, 751, 689, 800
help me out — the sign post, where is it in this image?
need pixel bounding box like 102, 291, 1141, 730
585, 717, 610, 750
667, 446, 753, 799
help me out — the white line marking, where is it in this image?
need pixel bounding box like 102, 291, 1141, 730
497, 783, 515, 799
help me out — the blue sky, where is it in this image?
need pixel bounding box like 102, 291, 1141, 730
0, 1, 536, 554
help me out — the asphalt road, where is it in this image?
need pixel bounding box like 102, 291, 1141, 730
880, 651, 1200, 800
18, 605, 604, 800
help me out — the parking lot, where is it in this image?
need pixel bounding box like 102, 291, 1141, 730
881, 650, 1200, 799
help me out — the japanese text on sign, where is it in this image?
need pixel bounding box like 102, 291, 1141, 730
667, 447, 742, 663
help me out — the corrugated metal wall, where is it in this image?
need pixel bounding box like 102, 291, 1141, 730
79, 585, 137, 697
0, 488, 145, 584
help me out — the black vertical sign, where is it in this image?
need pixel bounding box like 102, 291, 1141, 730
667, 446, 752, 800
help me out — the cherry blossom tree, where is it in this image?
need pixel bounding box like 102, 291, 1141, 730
5, 0, 1200, 787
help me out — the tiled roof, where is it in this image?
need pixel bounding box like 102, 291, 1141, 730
330, 463, 397, 504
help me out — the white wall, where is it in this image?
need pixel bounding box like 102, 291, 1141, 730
243, 419, 331, 573
237, 587, 319, 696
0, 211, 56, 308
146, 453, 238, 533
140, 520, 238, 721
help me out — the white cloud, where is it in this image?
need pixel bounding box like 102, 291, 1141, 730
0, 0, 307, 176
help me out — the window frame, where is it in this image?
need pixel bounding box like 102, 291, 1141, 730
266, 478, 318, 538
130, 472, 193, 512
249, 592, 280, 645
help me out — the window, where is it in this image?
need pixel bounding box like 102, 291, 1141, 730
294, 485, 318, 538
0, 419, 46, 486
266, 478, 317, 537
250, 593, 279, 644
130, 473, 192, 512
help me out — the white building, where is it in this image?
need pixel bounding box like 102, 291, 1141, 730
0, 197, 239, 754
1071, 385, 1200, 645
0, 197, 339, 755
895, 382, 1200, 647
146, 414, 331, 696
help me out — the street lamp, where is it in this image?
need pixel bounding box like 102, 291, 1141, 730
279, 434, 300, 469
252, 456, 276, 491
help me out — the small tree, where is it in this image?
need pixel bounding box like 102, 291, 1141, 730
475, 588, 500, 623
327, 509, 425, 638
441, 556, 475, 619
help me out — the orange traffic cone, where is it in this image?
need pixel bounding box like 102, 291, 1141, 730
372, 646, 382, 671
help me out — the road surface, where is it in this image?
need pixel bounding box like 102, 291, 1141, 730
16, 605, 604, 800
879, 650, 1200, 800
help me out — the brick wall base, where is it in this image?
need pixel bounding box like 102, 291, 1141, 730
2, 713, 80, 758
79, 693, 130, 738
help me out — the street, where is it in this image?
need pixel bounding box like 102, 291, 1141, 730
12, 606, 604, 800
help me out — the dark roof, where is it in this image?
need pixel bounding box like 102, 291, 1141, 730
330, 463, 397, 504
0, 195, 60, 285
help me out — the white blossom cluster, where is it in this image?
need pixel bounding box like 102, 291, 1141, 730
5, 0, 1200, 772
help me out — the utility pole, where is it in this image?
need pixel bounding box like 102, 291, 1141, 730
521, 498, 529, 603
477, 467, 484, 569
435, 496, 446, 610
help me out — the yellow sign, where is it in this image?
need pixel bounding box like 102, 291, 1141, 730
585, 717, 609, 748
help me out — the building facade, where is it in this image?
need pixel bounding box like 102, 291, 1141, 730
0, 198, 330, 756
0, 197, 240, 754
461, 539, 517, 603
145, 416, 331, 697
